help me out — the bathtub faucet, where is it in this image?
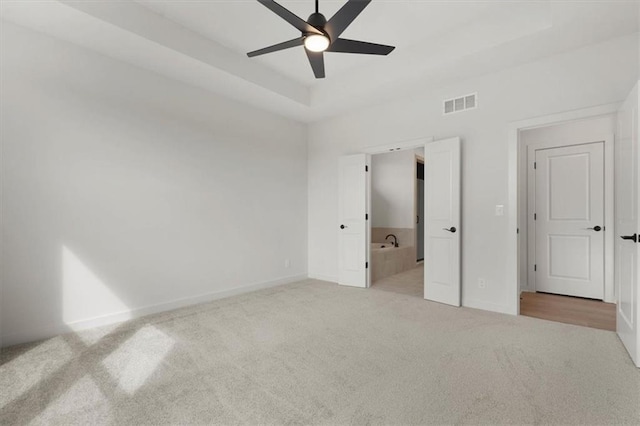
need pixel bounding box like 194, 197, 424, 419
385, 234, 398, 248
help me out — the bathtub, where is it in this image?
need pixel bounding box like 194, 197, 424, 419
370, 243, 415, 282
371, 242, 396, 250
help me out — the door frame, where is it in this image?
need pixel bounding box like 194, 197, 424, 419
415, 155, 425, 262
361, 137, 434, 156
507, 102, 622, 315
360, 136, 438, 290
526, 136, 614, 302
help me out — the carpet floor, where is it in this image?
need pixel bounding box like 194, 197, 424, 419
1, 279, 639, 425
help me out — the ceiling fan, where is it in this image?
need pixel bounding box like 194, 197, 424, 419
247, 0, 395, 79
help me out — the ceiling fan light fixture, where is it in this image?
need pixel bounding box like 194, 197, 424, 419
304, 34, 330, 52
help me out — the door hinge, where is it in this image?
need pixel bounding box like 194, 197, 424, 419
534, 213, 537, 221
365, 213, 369, 220
517, 228, 520, 234
534, 264, 537, 272
366, 262, 369, 269
365, 165, 369, 172
534, 162, 537, 169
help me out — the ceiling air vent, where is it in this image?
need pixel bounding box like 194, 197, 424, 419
443, 93, 477, 115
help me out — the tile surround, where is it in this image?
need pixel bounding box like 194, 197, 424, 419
371, 227, 414, 248
371, 227, 419, 283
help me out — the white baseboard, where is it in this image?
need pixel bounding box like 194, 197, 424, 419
307, 273, 338, 283
464, 299, 516, 316
1, 274, 307, 348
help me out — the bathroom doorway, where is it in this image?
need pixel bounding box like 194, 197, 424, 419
369, 148, 425, 297
338, 136, 461, 307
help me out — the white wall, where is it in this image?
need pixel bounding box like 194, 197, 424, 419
308, 34, 638, 312
0, 23, 308, 346
371, 150, 415, 229
518, 115, 617, 292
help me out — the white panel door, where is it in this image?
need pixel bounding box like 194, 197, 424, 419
534, 142, 605, 299
424, 137, 461, 306
615, 83, 640, 367
338, 154, 369, 288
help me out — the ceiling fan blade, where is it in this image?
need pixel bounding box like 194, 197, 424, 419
257, 0, 323, 35
305, 50, 325, 79
328, 38, 395, 55
247, 37, 304, 57
324, 0, 371, 40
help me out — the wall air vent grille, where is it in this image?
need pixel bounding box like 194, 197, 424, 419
443, 93, 477, 115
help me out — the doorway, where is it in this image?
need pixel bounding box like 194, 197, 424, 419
368, 148, 424, 297
518, 115, 616, 330
337, 137, 462, 307
509, 97, 640, 366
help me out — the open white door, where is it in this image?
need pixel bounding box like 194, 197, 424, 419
424, 137, 461, 306
615, 82, 640, 367
338, 154, 370, 288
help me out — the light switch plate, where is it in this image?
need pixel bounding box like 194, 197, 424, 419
495, 205, 504, 216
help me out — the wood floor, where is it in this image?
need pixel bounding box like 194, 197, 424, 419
520, 291, 616, 331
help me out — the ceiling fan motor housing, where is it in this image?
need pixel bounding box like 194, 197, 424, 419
307, 12, 328, 34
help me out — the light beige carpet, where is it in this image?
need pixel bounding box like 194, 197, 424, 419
1, 279, 639, 425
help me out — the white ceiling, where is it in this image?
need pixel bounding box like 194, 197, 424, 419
134, 0, 495, 86
2, 1, 638, 122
